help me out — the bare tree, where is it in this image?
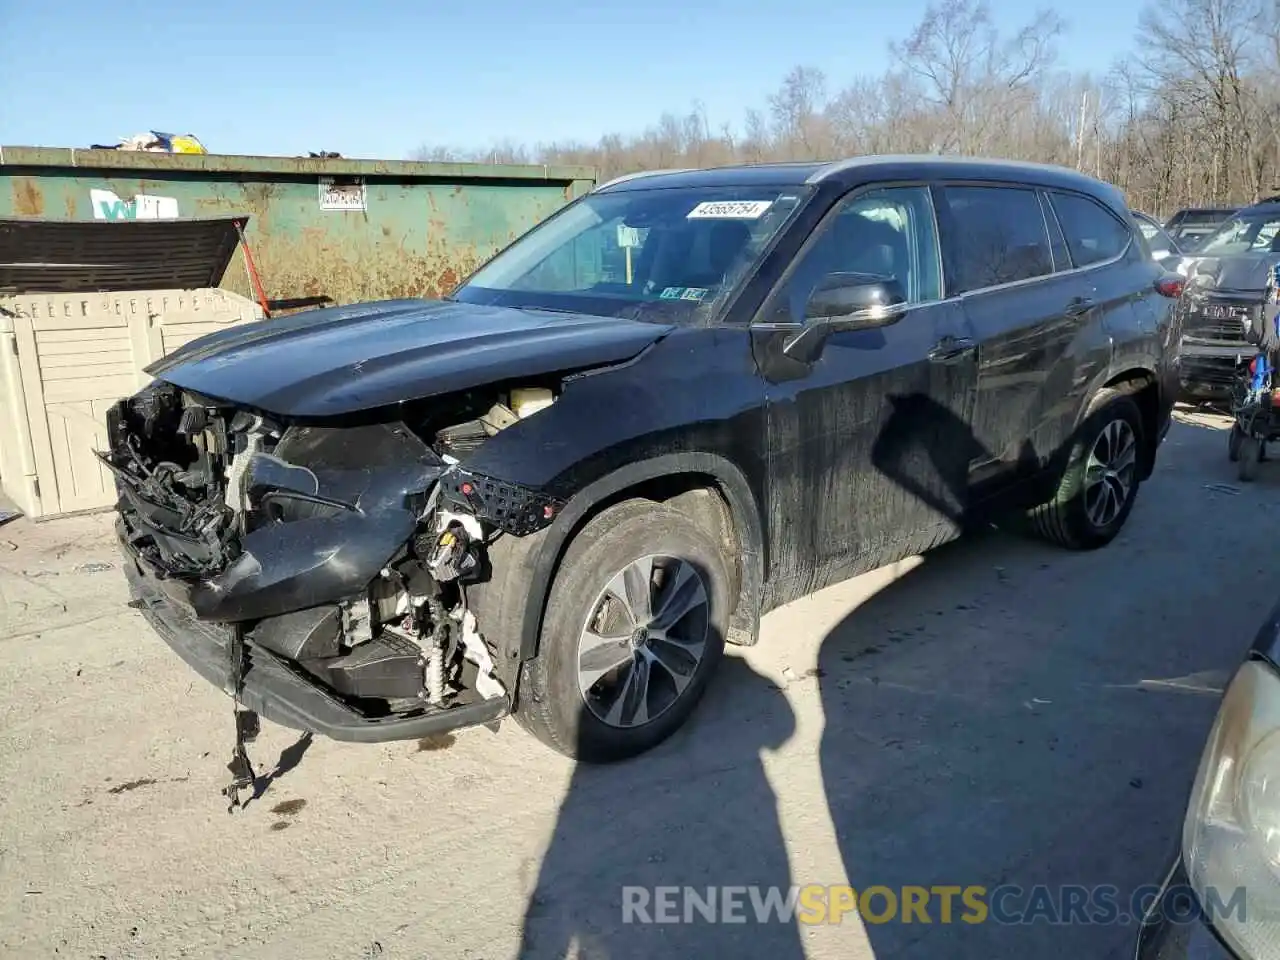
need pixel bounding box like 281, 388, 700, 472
767, 66, 831, 159
889, 0, 1064, 153
1137, 0, 1266, 198
411, 0, 1280, 217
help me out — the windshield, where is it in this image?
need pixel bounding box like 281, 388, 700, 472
1195, 210, 1280, 256
452, 185, 811, 323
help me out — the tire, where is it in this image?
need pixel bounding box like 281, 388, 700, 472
1229, 424, 1244, 462
1026, 388, 1146, 550
1239, 436, 1261, 482
513, 499, 731, 762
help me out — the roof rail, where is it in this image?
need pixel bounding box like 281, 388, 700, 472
592, 168, 696, 192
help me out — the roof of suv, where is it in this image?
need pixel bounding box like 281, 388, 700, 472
593, 155, 1121, 202
1237, 199, 1280, 214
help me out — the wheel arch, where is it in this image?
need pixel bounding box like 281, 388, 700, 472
1078, 364, 1162, 480
468, 453, 766, 699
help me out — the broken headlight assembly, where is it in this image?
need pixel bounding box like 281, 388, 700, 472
1183, 657, 1280, 955
432, 386, 556, 463
421, 384, 567, 538
239, 422, 439, 521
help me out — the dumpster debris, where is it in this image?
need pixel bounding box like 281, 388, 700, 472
90, 132, 207, 154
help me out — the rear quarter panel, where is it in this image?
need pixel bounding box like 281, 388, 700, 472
1103, 249, 1175, 400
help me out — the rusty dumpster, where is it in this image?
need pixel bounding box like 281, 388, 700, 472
0, 147, 597, 308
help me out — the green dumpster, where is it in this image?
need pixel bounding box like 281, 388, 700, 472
0, 147, 596, 307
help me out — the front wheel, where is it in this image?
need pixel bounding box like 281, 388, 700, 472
514, 499, 731, 762
1026, 388, 1145, 550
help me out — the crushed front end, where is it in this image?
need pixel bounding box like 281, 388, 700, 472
103, 380, 563, 783
1178, 290, 1261, 399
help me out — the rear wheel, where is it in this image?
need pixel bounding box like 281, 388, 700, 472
1027, 388, 1145, 550
514, 499, 731, 762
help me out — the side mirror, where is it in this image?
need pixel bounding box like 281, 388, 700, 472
783, 273, 909, 362
804, 272, 908, 325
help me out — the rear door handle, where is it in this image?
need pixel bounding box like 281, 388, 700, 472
928, 336, 977, 362
1065, 296, 1096, 317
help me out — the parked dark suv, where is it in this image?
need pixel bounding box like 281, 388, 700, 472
1175, 199, 1280, 398
105, 157, 1180, 769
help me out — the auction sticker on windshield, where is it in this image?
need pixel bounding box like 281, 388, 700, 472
659, 286, 709, 301
687, 200, 774, 219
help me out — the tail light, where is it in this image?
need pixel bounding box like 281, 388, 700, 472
1155, 274, 1185, 298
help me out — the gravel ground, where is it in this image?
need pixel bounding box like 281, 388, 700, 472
0, 405, 1270, 960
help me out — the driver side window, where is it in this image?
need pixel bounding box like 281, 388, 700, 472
766, 185, 942, 325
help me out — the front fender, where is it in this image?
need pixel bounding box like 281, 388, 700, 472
462, 451, 767, 696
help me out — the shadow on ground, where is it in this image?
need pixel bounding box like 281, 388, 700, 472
815, 524, 1236, 959
520, 415, 1258, 959
816, 411, 1256, 958
519, 655, 803, 959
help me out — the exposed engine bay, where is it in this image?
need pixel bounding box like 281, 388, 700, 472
101, 379, 566, 744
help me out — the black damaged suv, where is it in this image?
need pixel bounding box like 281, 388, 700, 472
106, 157, 1181, 764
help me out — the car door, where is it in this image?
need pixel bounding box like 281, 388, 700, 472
750, 183, 980, 603
934, 182, 1104, 499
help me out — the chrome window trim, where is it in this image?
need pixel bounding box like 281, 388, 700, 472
936, 182, 1134, 299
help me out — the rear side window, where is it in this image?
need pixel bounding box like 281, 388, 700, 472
1048, 191, 1131, 268
939, 185, 1054, 294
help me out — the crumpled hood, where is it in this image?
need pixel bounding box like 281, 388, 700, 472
1185, 253, 1277, 296
146, 298, 672, 418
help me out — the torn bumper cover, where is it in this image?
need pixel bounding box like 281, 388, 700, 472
103, 382, 559, 743
123, 549, 509, 742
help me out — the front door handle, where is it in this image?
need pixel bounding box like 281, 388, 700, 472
928, 336, 977, 362
1065, 296, 1096, 317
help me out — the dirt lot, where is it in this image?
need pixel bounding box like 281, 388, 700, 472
0, 406, 1270, 960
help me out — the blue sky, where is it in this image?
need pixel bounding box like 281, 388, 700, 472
1, 0, 1144, 160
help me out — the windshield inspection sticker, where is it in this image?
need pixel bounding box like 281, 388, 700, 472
687, 200, 774, 220
659, 286, 710, 301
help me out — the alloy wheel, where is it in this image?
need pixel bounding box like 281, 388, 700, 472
1084, 418, 1138, 528
576, 554, 711, 729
